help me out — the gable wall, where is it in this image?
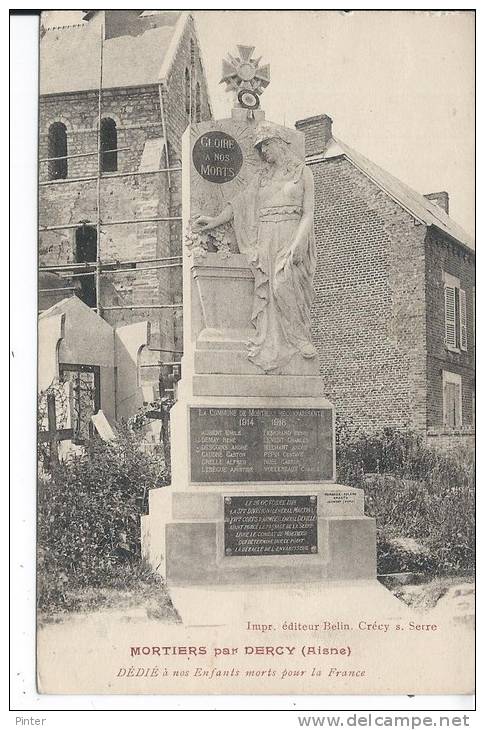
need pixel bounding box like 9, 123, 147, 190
162, 13, 212, 354
310, 156, 428, 434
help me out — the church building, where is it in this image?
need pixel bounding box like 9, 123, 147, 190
38, 10, 212, 435
39, 10, 211, 357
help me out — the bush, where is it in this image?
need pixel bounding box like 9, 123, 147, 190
336, 424, 475, 576
37, 426, 168, 612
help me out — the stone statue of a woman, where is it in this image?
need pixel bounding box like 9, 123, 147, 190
196, 123, 317, 374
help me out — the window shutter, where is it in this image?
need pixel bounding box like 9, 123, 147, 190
443, 370, 463, 428
454, 382, 462, 427
444, 382, 454, 427
452, 383, 460, 427
459, 289, 468, 351
444, 286, 457, 348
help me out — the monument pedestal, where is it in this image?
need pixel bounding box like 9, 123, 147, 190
143, 483, 376, 586
141, 256, 376, 589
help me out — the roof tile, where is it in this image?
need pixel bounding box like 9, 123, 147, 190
40, 12, 182, 94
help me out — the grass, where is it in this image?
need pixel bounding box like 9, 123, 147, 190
336, 425, 475, 576
37, 560, 179, 624
37, 424, 474, 620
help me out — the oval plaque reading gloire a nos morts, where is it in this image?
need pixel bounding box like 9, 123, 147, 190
192, 131, 243, 183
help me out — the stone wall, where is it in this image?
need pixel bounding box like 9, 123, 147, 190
164, 14, 212, 161
309, 155, 428, 433
39, 86, 174, 350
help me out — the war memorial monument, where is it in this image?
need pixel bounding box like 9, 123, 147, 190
142, 46, 377, 616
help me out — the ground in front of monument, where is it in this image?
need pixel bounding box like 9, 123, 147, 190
36, 576, 474, 694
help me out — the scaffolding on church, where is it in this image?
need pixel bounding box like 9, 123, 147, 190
38, 25, 184, 329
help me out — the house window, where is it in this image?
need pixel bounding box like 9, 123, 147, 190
443, 272, 467, 352
195, 82, 201, 122
48, 122, 68, 179
185, 67, 191, 118
100, 117, 118, 172
59, 364, 101, 444
442, 370, 462, 428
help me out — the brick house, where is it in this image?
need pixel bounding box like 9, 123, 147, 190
39, 10, 211, 362
296, 114, 475, 448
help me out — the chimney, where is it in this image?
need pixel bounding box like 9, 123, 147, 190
295, 114, 333, 157
424, 191, 449, 214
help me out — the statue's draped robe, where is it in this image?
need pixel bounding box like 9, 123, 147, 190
229, 163, 317, 373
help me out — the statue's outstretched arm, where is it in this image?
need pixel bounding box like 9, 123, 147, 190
195, 204, 234, 232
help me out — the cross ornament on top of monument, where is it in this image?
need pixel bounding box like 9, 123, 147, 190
220, 45, 270, 111
141, 46, 377, 615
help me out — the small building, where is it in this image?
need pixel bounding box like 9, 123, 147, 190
38, 297, 156, 451
296, 114, 475, 449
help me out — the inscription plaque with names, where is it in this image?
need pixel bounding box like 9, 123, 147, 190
224, 495, 318, 556
190, 407, 333, 483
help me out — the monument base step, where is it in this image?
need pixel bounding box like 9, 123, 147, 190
168, 579, 409, 627
191, 374, 325, 398
194, 348, 321, 377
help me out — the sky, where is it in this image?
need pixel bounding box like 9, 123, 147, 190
43, 10, 475, 237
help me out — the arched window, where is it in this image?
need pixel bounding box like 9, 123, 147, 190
195, 82, 201, 123
75, 225, 97, 308
190, 38, 196, 67
48, 122, 68, 180
100, 117, 117, 172
185, 67, 191, 119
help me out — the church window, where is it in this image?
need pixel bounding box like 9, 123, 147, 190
48, 122, 68, 180
100, 117, 118, 172
195, 82, 201, 122
75, 225, 97, 308
185, 67, 191, 118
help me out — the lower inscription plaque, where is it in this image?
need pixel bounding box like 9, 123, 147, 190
224, 495, 318, 556
190, 407, 333, 482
